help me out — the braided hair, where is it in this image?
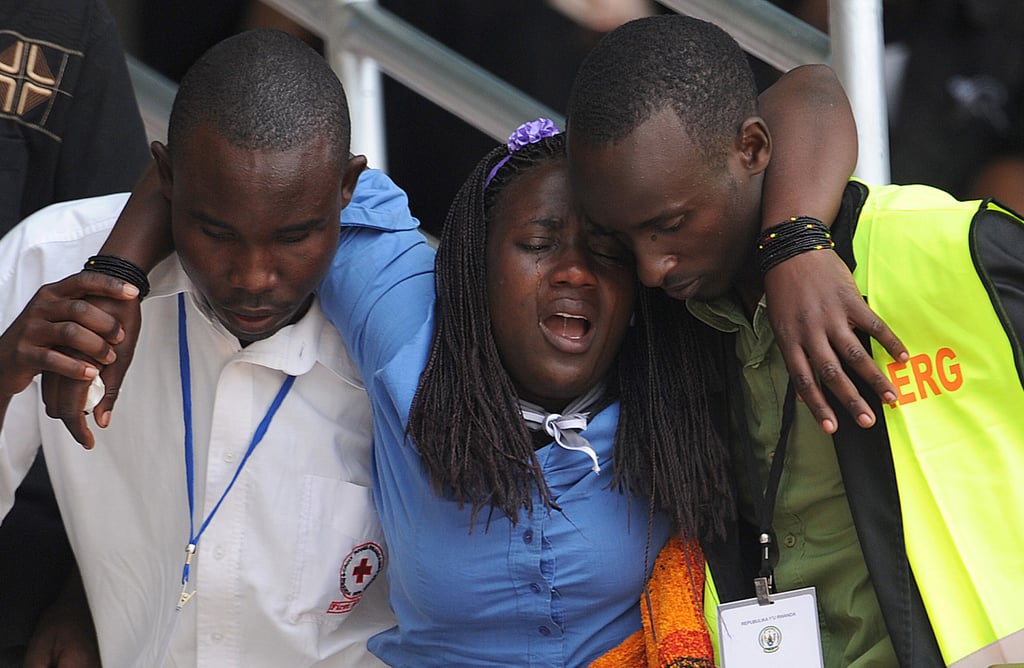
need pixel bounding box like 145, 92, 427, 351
408, 132, 732, 539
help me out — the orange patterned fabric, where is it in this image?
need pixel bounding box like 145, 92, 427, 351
591, 537, 715, 668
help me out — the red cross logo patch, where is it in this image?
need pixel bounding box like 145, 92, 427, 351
327, 542, 384, 614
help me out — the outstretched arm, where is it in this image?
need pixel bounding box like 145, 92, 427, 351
759, 64, 856, 226
40, 163, 167, 446
758, 64, 907, 433
0, 272, 135, 434
90, 163, 174, 272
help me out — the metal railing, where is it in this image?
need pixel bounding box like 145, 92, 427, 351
659, 0, 889, 182
127, 55, 176, 144
127, 0, 890, 182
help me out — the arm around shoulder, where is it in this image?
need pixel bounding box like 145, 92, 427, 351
757, 64, 908, 432
758, 64, 857, 226
298, 168, 437, 377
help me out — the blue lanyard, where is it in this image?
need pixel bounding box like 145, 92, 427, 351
175, 293, 295, 609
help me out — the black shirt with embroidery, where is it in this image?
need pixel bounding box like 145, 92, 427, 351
0, 0, 149, 234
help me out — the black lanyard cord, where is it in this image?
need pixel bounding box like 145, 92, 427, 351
728, 353, 797, 590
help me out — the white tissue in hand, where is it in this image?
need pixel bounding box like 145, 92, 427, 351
84, 375, 105, 414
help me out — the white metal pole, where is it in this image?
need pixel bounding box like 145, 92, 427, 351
829, 0, 890, 184
330, 0, 387, 171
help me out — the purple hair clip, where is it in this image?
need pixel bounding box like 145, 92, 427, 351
484, 118, 562, 187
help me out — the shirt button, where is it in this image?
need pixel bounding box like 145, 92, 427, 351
538, 626, 551, 636
211, 632, 224, 643
223, 450, 235, 463
529, 582, 541, 594
523, 529, 533, 544
783, 534, 797, 548
213, 546, 226, 560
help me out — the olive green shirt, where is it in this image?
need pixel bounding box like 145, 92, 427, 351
689, 295, 897, 668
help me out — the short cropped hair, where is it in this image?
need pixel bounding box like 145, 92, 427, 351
567, 14, 758, 166
168, 29, 351, 166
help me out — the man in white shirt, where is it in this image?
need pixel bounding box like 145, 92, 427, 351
0, 29, 395, 666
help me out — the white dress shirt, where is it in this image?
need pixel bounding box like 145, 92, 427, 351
0, 193, 393, 667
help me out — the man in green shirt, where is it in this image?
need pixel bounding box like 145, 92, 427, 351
563, 13, 956, 668
688, 299, 895, 665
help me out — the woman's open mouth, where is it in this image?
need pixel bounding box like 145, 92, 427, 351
541, 312, 593, 352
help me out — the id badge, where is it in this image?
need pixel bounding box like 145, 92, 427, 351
717, 586, 823, 666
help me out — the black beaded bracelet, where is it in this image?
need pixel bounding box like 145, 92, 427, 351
756, 216, 835, 275
83, 255, 150, 299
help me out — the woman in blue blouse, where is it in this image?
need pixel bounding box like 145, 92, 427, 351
321, 125, 725, 665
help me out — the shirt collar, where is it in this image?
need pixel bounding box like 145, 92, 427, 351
688, 293, 771, 335
688, 293, 777, 367
145, 255, 364, 389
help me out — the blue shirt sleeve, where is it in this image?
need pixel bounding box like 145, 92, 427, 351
319, 169, 437, 379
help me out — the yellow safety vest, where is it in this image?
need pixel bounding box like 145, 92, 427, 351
852, 183, 1024, 665
705, 568, 721, 665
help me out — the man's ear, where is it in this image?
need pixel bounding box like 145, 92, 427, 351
340, 154, 369, 208
736, 116, 771, 176
150, 141, 174, 201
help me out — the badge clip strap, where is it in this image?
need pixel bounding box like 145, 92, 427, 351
729, 359, 796, 607
175, 293, 295, 610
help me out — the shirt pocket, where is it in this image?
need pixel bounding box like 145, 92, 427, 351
288, 474, 386, 628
